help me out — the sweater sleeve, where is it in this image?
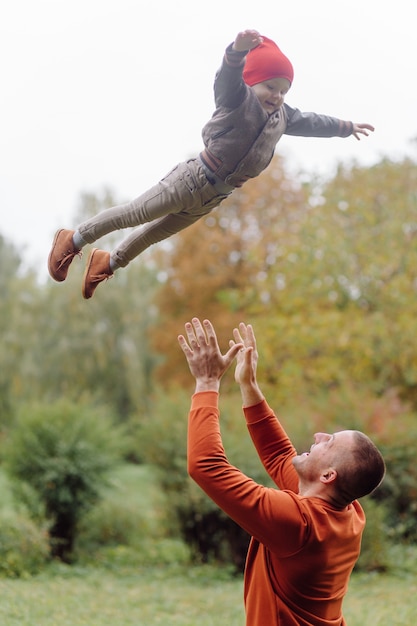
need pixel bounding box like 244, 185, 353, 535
284, 103, 353, 138
187, 392, 309, 555
244, 400, 300, 493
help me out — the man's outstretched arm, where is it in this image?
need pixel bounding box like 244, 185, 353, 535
232, 322, 299, 492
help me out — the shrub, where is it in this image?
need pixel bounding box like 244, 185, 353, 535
3, 400, 126, 562
77, 497, 153, 548
81, 539, 191, 569
375, 440, 417, 541
355, 498, 390, 572
74, 464, 191, 567
369, 409, 417, 542
75, 464, 169, 551
0, 511, 49, 578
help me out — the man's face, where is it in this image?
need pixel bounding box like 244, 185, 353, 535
292, 430, 355, 482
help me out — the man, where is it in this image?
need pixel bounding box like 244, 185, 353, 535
178, 317, 385, 626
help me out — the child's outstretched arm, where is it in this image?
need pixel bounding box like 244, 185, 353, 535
352, 122, 375, 140
232, 29, 263, 52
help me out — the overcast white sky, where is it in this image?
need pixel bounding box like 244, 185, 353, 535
2, 0, 416, 276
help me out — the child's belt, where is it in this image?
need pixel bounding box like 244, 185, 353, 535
199, 151, 234, 195
200, 148, 250, 189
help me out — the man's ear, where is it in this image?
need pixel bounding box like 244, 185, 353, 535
320, 468, 337, 484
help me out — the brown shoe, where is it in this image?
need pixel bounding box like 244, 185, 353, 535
48, 229, 81, 282
82, 248, 113, 299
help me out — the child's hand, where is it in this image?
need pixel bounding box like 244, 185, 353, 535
232, 29, 263, 53
352, 122, 375, 141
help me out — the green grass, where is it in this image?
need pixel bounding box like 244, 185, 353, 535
345, 571, 417, 625
0, 563, 244, 626
0, 561, 416, 626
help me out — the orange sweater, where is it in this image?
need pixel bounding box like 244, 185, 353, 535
187, 392, 365, 626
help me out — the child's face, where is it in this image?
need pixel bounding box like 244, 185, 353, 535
252, 77, 291, 114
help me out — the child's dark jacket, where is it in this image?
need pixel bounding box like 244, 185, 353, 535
200, 43, 352, 188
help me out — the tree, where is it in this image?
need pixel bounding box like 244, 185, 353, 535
4, 400, 125, 562
0, 234, 40, 429
253, 157, 417, 405
10, 189, 161, 421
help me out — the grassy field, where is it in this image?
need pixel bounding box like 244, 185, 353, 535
345, 570, 417, 625
0, 561, 416, 626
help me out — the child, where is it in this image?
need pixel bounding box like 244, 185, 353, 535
48, 29, 374, 299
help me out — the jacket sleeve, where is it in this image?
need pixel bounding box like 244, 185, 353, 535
187, 392, 309, 555
284, 103, 353, 138
213, 43, 249, 109
244, 399, 300, 493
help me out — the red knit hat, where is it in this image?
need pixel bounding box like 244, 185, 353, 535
243, 36, 294, 86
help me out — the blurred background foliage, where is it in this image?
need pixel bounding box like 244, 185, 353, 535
1, 152, 417, 575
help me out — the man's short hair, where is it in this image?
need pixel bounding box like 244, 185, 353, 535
335, 431, 385, 504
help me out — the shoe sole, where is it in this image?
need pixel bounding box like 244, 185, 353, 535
82, 248, 98, 299
48, 229, 67, 282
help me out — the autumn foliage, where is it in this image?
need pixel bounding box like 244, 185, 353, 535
151, 155, 417, 417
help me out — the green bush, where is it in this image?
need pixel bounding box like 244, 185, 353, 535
75, 465, 170, 551
74, 464, 191, 567
376, 445, 417, 541
81, 539, 191, 569
77, 497, 154, 548
0, 511, 49, 578
3, 400, 126, 562
355, 498, 390, 572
